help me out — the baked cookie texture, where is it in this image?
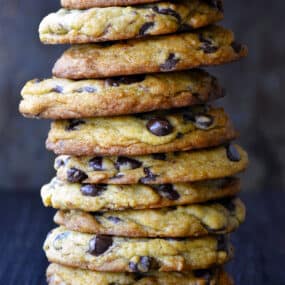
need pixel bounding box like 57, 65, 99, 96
46, 106, 238, 156
20, 70, 223, 119
61, 0, 161, 9
47, 263, 233, 285
41, 177, 240, 211
52, 25, 247, 79
54, 197, 246, 237
54, 144, 248, 184
44, 227, 233, 272
39, 0, 224, 44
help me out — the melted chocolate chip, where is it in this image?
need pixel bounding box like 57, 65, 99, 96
80, 184, 107, 197
152, 184, 180, 200
219, 198, 236, 212
107, 216, 122, 224
88, 235, 113, 256
203, 0, 223, 12
89, 157, 104, 171
51, 85, 63, 93
194, 269, 213, 283
67, 168, 88, 183
129, 256, 156, 273
152, 153, 166, 161
152, 7, 181, 22
199, 35, 218, 54
115, 156, 142, 170
217, 235, 228, 252
76, 86, 97, 93
139, 167, 158, 183
65, 119, 85, 131
231, 41, 242, 53
194, 114, 214, 129
106, 75, 146, 87
146, 117, 173, 136
226, 144, 241, 162
139, 22, 154, 35
160, 53, 180, 71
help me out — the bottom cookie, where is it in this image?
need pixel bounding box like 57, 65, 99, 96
47, 263, 234, 285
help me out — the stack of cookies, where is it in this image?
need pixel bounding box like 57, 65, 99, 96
20, 0, 249, 284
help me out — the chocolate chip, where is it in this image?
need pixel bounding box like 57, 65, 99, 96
55, 156, 70, 169
129, 256, 156, 273
33, 78, 44, 83
51, 85, 63, 93
89, 157, 104, 171
80, 184, 107, 196
88, 235, 113, 256
107, 216, 122, 224
152, 7, 181, 22
146, 117, 173, 136
194, 114, 214, 129
67, 168, 88, 183
226, 144, 241, 162
115, 156, 142, 170
139, 22, 154, 36
203, 0, 223, 12
106, 75, 146, 87
152, 153, 166, 160
217, 235, 228, 252
199, 35, 218, 54
76, 86, 97, 93
176, 132, 184, 139
53, 232, 70, 250
231, 41, 242, 53
152, 184, 180, 200
177, 23, 193, 32
219, 198, 236, 212
139, 167, 158, 183
160, 53, 180, 71
65, 119, 85, 131
194, 269, 213, 283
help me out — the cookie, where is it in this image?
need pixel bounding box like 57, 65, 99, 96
41, 177, 240, 211
39, 1, 224, 44
44, 226, 233, 272
46, 106, 238, 156
61, 0, 161, 9
54, 197, 245, 237
20, 70, 223, 119
54, 144, 248, 184
47, 263, 233, 285
52, 25, 247, 79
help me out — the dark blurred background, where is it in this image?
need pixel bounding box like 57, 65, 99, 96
0, 0, 284, 192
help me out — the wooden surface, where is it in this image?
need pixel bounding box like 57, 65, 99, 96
0, 191, 284, 285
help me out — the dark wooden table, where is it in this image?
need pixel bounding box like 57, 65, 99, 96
0, 191, 284, 285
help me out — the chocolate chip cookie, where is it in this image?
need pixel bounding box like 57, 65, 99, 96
20, 70, 223, 119
52, 25, 247, 79
41, 177, 240, 211
54, 144, 247, 184
46, 106, 238, 156
47, 263, 233, 285
54, 197, 245, 237
40, 1, 224, 44
44, 227, 233, 272
61, 0, 161, 9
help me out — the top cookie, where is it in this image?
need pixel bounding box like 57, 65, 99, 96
52, 25, 248, 79
61, 0, 161, 9
40, 0, 224, 44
